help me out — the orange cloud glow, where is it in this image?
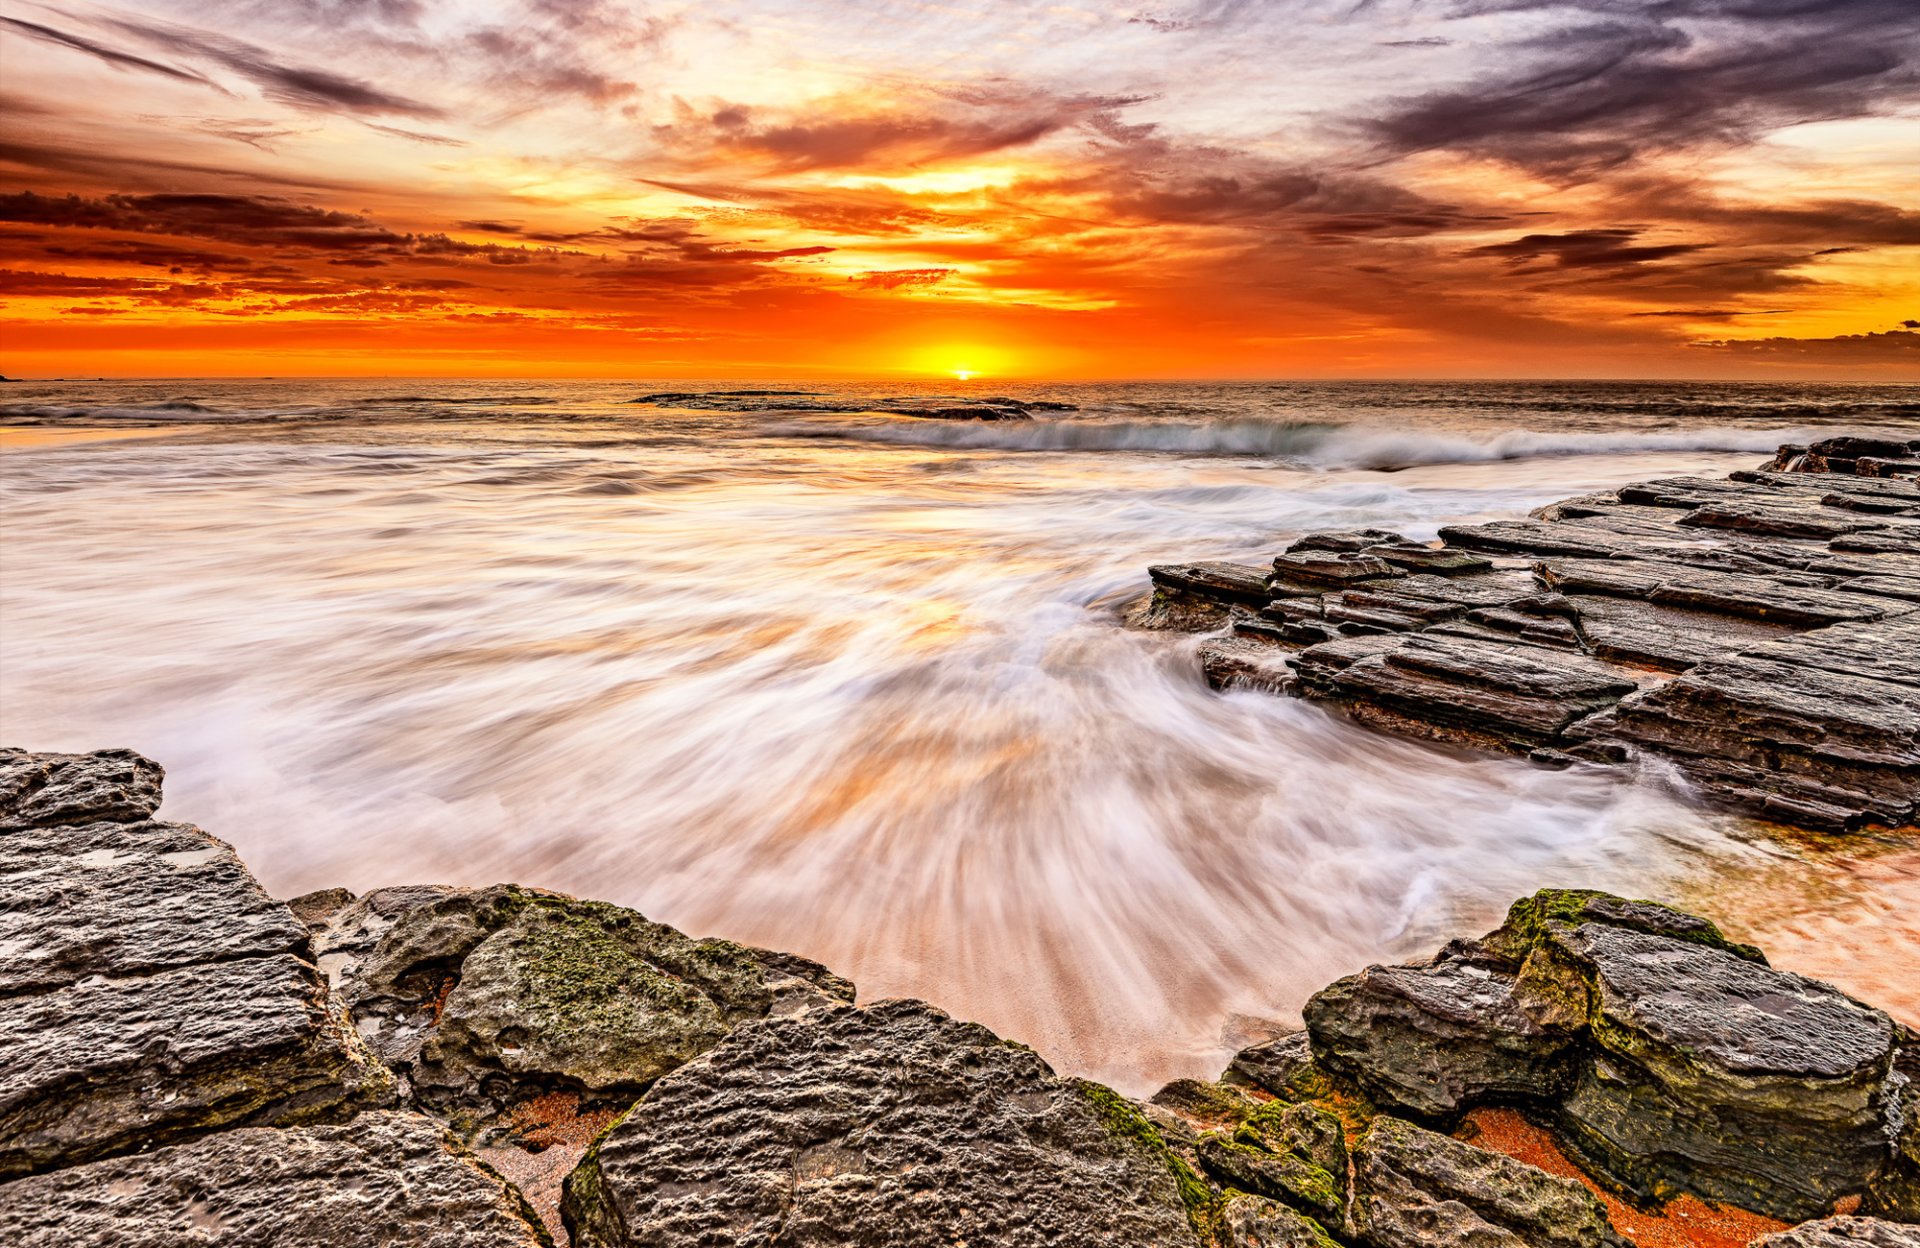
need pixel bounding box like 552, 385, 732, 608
1, 0, 1916, 379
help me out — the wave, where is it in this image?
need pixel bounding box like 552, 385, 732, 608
0, 400, 239, 423
783, 416, 1817, 469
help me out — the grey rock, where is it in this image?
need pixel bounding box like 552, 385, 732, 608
1304, 946, 1580, 1121
0, 952, 391, 1178
1367, 543, 1494, 575
1543, 920, 1898, 1219
340, 884, 853, 1123
1534, 558, 1892, 627
1751, 1217, 1920, 1247
562, 997, 1205, 1248
1351, 1115, 1628, 1248
1218, 1194, 1339, 1248
1271, 550, 1402, 586
1287, 528, 1406, 553
0, 747, 163, 830
0, 1110, 549, 1247
1200, 636, 1298, 694
0, 818, 308, 995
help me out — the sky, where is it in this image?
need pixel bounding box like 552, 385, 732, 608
0, 0, 1917, 379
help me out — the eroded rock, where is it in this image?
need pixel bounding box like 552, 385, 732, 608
0, 746, 163, 829
1351, 1115, 1628, 1248
0, 1110, 549, 1247
1751, 1217, 1920, 1247
562, 998, 1206, 1248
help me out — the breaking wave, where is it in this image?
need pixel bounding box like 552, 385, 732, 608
786, 416, 1818, 470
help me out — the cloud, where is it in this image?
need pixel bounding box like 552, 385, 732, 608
0, 16, 218, 87
1469, 228, 1711, 269
853, 268, 954, 290
1690, 328, 1920, 361
99, 15, 443, 116
1370, 2, 1920, 174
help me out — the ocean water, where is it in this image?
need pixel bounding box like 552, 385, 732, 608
3, 377, 1917, 1091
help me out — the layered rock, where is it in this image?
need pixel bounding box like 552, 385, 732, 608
1753, 1217, 1920, 1247
0, 748, 389, 1179
1138, 442, 1920, 832
0, 1111, 550, 1248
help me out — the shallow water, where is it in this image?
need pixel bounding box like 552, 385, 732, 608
3, 378, 1915, 1091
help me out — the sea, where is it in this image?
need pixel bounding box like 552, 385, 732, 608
3, 377, 1916, 1092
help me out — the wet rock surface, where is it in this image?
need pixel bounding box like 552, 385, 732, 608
1133, 441, 1920, 832
0, 745, 163, 829
0, 1111, 550, 1248
561, 997, 1206, 1248
1752, 1217, 1920, 1247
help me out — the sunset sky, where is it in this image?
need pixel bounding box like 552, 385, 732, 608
1, 0, 1916, 378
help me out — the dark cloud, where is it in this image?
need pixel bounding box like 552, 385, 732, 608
1690, 328, 1920, 360
1627, 308, 1788, 318
0, 17, 217, 88
1372, 1, 1920, 174
1469, 228, 1712, 269
100, 16, 442, 117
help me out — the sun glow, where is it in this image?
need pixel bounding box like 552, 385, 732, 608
950, 368, 976, 381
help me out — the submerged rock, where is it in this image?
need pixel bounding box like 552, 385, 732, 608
0, 1111, 550, 1247
562, 998, 1205, 1248
1351, 1115, 1629, 1248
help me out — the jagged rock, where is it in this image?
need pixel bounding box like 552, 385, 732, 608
1866, 1036, 1919, 1219
1304, 943, 1581, 1121
0, 746, 163, 829
1200, 636, 1298, 693
0, 753, 390, 1179
562, 998, 1205, 1248
1534, 557, 1894, 627
0, 951, 390, 1178
1351, 1115, 1628, 1248
1198, 1133, 1347, 1230
339, 884, 853, 1124
1507, 898, 1900, 1220
1226, 1031, 1336, 1103
1751, 1217, 1920, 1247
1218, 1194, 1340, 1248
0, 1111, 550, 1247
0, 818, 310, 995
1136, 562, 1277, 628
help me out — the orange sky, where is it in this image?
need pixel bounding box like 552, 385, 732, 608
1, 0, 1917, 379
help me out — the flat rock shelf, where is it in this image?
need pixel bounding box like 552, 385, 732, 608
4, 746, 1918, 1247
1132, 435, 1920, 833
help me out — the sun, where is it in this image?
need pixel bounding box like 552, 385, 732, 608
950, 367, 977, 381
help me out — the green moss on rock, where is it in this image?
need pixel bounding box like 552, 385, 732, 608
1075, 1078, 1220, 1241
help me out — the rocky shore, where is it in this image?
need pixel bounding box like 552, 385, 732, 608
1133, 435, 1920, 834
627, 390, 1075, 420
3, 745, 1917, 1246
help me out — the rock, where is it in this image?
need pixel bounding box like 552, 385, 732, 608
1271, 550, 1402, 586
339, 884, 853, 1124
1351, 1115, 1628, 1248
1526, 911, 1899, 1219
0, 746, 163, 829
1200, 636, 1298, 693
1751, 1217, 1920, 1247
1198, 1134, 1347, 1230
1580, 620, 1920, 830
0, 952, 391, 1178
1367, 543, 1494, 575
562, 998, 1206, 1248
1137, 562, 1277, 628
0, 1111, 549, 1247
1287, 528, 1406, 553
1292, 633, 1642, 751
0, 818, 311, 995
0, 753, 390, 1179
1534, 558, 1894, 628
1218, 1194, 1340, 1248
1226, 1031, 1339, 1103
1304, 943, 1581, 1122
